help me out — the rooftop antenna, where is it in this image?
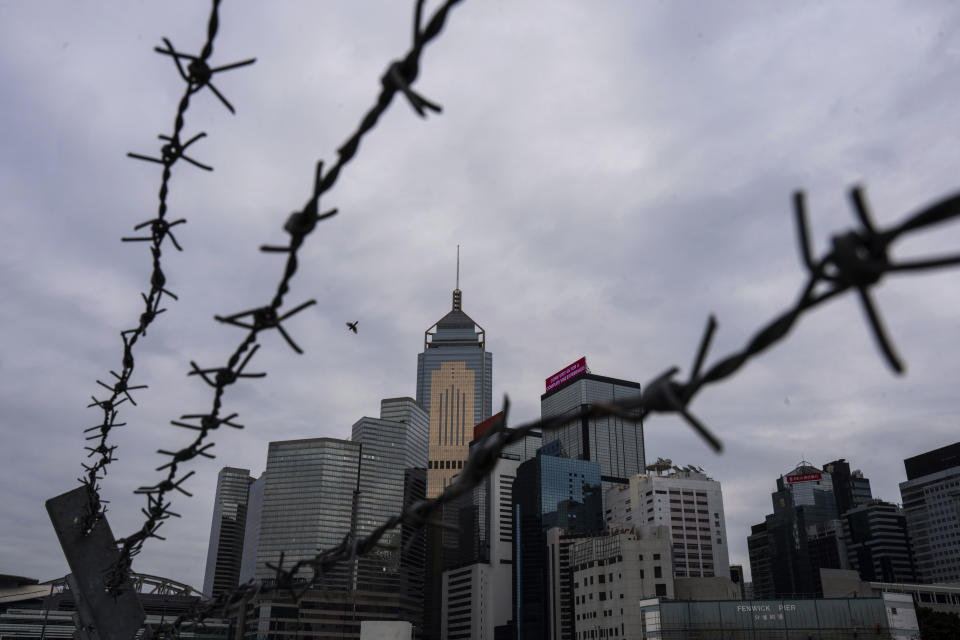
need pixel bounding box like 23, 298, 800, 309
452, 245, 462, 311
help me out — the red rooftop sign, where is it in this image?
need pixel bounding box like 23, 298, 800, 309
546, 357, 587, 392
785, 472, 822, 484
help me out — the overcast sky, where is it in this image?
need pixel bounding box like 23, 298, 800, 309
2, 0, 959, 592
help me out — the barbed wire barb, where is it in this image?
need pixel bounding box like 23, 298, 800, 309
68, 0, 960, 634
71, 0, 255, 540
154, 36, 255, 114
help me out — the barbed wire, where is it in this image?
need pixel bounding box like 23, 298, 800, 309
79, 0, 255, 536
77, 0, 960, 635
108, 0, 466, 597
142, 184, 960, 640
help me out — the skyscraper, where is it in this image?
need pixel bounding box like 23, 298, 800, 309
245, 398, 429, 638
351, 398, 429, 632
255, 438, 362, 586
539, 359, 644, 489
746, 462, 846, 598
438, 428, 542, 640
841, 499, 916, 583
202, 467, 254, 599
898, 441, 960, 583
604, 465, 731, 579
823, 458, 873, 515
417, 276, 492, 499
513, 449, 603, 640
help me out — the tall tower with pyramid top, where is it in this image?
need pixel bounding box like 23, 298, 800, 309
416, 250, 492, 498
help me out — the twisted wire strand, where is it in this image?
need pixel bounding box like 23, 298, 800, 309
87, 0, 960, 630
109, 0, 464, 596
144, 185, 960, 639
80, 0, 254, 534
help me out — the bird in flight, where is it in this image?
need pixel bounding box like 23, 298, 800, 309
346, 321, 358, 334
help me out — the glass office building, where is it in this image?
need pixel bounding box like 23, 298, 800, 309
540, 372, 644, 489
254, 438, 362, 587
823, 458, 873, 515
202, 467, 254, 598
513, 451, 603, 640
351, 398, 429, 605
417, 286, 492, 498
246, 399, 429, 638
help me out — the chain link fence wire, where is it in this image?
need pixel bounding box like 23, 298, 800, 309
80, 0, 254, 537
68, 0, 960, 636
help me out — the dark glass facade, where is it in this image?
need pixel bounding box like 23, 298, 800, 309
842, 500, 916, 583
823, 458, 873, 515
904, 441, 960, 481
513, 453, 602, 640
202, 467, 254, 599
746, 522, 773, 600
540, 373, 644, 489
747, 463, 845, 599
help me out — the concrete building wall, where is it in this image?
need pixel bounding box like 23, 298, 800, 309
360, 621, 413, 640
673, 576, 741, 601
605, 470, 730, 578
438, 455, 520, 638
546, 528, 593, 640
570, 527, 674, 640
441, 563, 491, 640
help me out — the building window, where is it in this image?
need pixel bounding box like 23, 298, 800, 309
654, 566, 662, 578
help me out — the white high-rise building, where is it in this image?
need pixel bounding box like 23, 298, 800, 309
899, 442, 960, 584
441, 563, 491, 640
605, 466, 730, 578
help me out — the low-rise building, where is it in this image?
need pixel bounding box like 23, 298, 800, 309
570, 526, 674, 640
638, 594, 918, 640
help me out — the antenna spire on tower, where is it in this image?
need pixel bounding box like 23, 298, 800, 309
452, 245, 462, 311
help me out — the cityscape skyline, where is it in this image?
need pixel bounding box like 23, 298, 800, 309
2, 0, 959, 600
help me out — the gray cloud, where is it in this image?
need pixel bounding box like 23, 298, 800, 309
1, 0, 958, 590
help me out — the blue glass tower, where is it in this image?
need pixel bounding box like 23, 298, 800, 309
512, 449, 603, 640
